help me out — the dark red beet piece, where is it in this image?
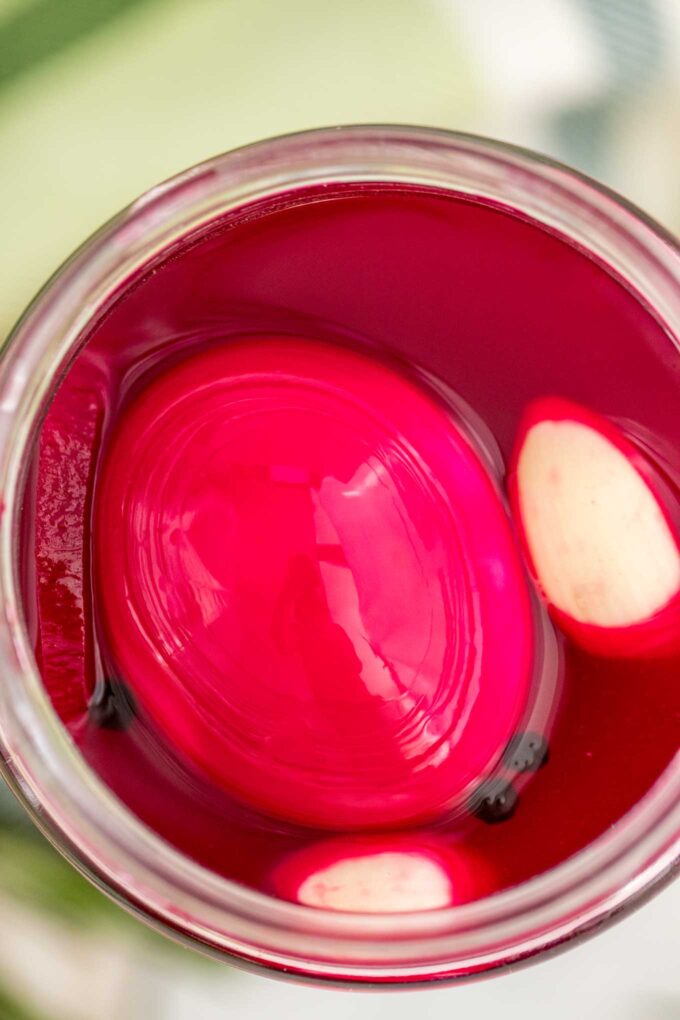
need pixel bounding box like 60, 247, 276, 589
35, 358, 104, 723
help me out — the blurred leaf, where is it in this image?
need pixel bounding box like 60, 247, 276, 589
0, 0, 160, 91
0, 780, 139, 929
0, 819, 216, 967
0, 978, 53, 1020
0, 780, 32, 829
0, 827, 127, 926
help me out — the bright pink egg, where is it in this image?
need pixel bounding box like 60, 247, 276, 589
95, 338, 534, 828
271, 835, 487, 912
509, 396, 680, 658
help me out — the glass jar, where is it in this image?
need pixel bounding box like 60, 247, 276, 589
0, 126, 678, 985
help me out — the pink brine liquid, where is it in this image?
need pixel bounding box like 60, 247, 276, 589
22, 185, 680, 911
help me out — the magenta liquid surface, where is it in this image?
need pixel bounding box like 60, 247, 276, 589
23, 185, 680, 904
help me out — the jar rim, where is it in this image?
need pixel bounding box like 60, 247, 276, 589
0, 125, 678, 983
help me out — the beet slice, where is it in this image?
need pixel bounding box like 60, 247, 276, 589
509, 396, 680, 658
35, 358, 104, 723
271, 836, 485, 912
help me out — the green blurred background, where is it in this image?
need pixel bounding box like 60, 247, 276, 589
0, 1, 679, 1017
